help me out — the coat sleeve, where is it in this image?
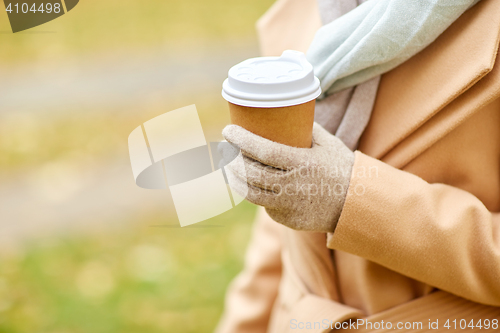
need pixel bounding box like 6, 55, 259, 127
327, 151, 500, 306
215, 207, 283, 333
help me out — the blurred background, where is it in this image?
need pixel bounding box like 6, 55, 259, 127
0, 0, 275, 331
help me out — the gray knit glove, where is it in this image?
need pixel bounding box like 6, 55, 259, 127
221, 122, 355, 233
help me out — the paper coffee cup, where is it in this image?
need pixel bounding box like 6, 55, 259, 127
222, 50, 321, 148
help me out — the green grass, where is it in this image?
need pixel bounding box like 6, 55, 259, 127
0, 201, 258, 333
0, 0, 274, 169
0, 1, 272, 331
0, 96, 231, 171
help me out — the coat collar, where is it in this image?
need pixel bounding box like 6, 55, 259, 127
256, 0, 322, 56
358, 0, 500, 167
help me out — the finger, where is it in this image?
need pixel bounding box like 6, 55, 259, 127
217, 141, 240, 169
225, 153, 289, 192
225, 165, 284, 209
222, 125, 306, 170
311, 122, 335, 146
311, 122, 348, 149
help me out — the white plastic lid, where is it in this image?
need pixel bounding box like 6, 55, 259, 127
222, 50, 321, 108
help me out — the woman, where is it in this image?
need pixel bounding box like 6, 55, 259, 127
217, 0, 500, 331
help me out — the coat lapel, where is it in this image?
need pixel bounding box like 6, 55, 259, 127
358, 0, 500, 165
383, 49, 500, 169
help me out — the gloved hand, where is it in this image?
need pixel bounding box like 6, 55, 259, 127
221, 122, 355, 233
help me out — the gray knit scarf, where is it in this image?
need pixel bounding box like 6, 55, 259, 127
314, 0, 380, 150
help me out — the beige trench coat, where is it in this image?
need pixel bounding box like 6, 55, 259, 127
216, 0, 500, 331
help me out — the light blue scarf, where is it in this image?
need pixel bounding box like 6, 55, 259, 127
309, 0, 481, 98
311, 0, 480, 150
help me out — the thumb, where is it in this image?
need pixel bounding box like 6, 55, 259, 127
312, 122, 336, 146
312, 122, 351, 152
